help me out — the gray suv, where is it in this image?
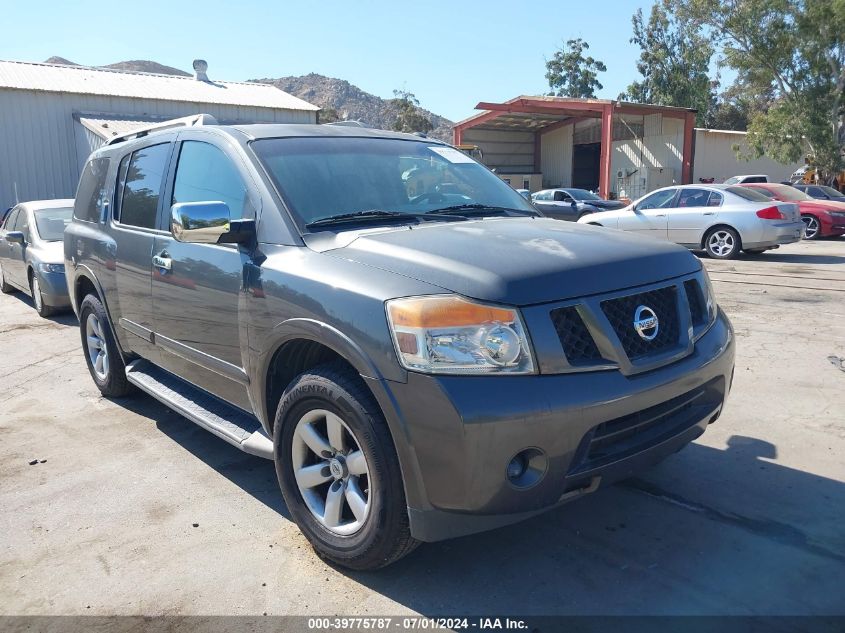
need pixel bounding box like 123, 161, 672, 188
65, 119, 735, 570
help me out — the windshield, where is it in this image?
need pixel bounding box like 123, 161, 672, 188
34, 207, 73, 241
761, 185, 812, 201
251, 137, 535, 229
568, 189, 601, 201
727, 186, 774, 202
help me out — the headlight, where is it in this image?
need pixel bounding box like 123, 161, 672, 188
701, 268, 718, 325
38, 263, 64, 274
386, 295, 535, 374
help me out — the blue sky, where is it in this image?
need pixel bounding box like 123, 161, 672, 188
4, 0, 657, 122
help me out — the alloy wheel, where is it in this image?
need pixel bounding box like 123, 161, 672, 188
708, 230, 736, 257
31, 277, 43, 312
291, 409, 372, 536
802, 216, 820, 239
85, 313, 110, 381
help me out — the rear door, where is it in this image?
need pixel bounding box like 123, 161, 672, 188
110, 141, 174, 362
667, 188, 722, 246
150, 133, 257, 410
535, 190, 579, 221
617, 188, 675, 239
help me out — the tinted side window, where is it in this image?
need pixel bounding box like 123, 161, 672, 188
707, 192, 723, 207
677, 188, 711, 207
172, 142, 248, 220
3, 208, 18, 230
638, 189, 677, 210
74, 158, 111, 223
13, 209, 30, 239
119, 144, 170, 229
808, 187, 824, 197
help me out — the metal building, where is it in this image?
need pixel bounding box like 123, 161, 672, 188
0, 59, 319, 210
454, 96, 697, 199
692, 128, 802, 184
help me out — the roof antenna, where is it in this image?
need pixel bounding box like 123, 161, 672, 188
193, 59, 209, 82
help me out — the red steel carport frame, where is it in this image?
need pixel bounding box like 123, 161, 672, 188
454, 96, 697, 199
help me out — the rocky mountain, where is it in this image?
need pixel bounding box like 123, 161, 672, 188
42, 59, 454, 141
43, 57, 189, 76
252, 73, 454, 142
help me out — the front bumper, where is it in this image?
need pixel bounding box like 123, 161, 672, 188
37, 270, 70, 308
386, 310, 735, 542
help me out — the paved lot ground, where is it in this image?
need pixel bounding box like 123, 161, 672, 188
1, 239, 844, 616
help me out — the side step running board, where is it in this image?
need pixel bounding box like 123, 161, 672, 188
126, 359, 274, 460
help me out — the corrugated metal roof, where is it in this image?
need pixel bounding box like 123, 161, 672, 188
76, 113, 171, 141
0, 60, 319, 112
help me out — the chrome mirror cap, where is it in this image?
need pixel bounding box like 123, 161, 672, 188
170, 201, 231, 244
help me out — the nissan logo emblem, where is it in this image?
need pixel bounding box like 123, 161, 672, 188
633, 305, 659, 341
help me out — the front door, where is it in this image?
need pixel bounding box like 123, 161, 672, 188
617, 188, 676, 239
0, 208, 23, 287
151, 135, 256, 411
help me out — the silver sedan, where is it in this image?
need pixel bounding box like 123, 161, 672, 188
577, 184, 804, 259
0, 199, 74, 316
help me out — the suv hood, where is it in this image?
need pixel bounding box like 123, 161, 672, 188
308, 218, 700, 306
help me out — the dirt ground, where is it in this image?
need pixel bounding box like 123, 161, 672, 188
1, 239, 844, 616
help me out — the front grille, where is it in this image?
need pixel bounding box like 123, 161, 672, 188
684, 279, 707, 326
550, 306, 603, 365
568, 377, 725, 474
600, 287, 679, 360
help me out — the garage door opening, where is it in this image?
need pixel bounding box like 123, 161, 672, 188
572, 142, 601, 192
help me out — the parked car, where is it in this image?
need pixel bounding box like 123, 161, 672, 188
577, 184, 803, 259
792, 184, 845, 203
723, 174, 768, 184
531, 188, 626, 221
0, 199, 73, 316
515, 188, 531, 199
65, 120, 735, 570
740, 183, 845, 240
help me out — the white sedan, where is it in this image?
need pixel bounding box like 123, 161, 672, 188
576, 184, 804, 259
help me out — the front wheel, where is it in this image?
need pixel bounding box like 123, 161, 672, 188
802, 215, 821, 240
274, 363, 418, 570
705, 227, 741, 260
0, 264, 14, 294
29, 272, 55, 318
79, 294, 133, 397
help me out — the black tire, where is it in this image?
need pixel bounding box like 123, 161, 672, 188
744, 248, 768, 255
801, 214, 821, 240
274, 363, 418, 570
704, 226, 741, 260
78, 294, 133, 397
0, 264, 14, 294
29, 271, 55, 318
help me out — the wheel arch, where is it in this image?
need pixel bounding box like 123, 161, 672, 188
701, 223, 742, 250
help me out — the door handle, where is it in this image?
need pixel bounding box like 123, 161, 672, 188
153, 252, 172, 271
655, 214, 667, 217
703, 212, 715, 215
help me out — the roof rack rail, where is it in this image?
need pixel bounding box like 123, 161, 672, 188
324, 120, 367, 128
106, 113, 218, 145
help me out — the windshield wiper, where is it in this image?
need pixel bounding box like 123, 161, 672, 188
427, 204, 540, 218
305, 209, 467, 229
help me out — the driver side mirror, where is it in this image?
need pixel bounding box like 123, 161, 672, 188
5, 231, 25, 244
171, 202, 255, 246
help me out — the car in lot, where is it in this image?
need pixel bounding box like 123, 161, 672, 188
64, 119, 735, 570
723, 174, 769, 184
0, 199, 73, 316
531, 188, 626, 221
740, 183, 845, 240
792, 184, 845, 203
577, 184, 804, 259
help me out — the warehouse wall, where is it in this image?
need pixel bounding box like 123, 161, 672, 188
539, 124, 573, 188
693, 129, 801, 184
0, 89, 316, 210
610, 115, 684, 199
461, 128, 536, 174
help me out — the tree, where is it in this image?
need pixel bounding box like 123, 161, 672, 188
676, 0, 845, 183
317, 107, 340, 124
391, 89, 433, 135
545, 39, 607, 98
620, 0, 716, 126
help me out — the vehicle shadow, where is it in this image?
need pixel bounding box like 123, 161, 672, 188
7, 292, 77, 325
111, 392, 290, 520
695, 251, 845, 265
343, 435, 845, 615
104, 391, 845, 615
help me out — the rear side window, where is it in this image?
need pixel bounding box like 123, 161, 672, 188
74, 158, 110, 223
707, 192, 723, 207
117, 143, 170, 229
172, 141, 249, 220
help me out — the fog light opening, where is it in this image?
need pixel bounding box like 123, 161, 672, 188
506, 448, 547, 489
